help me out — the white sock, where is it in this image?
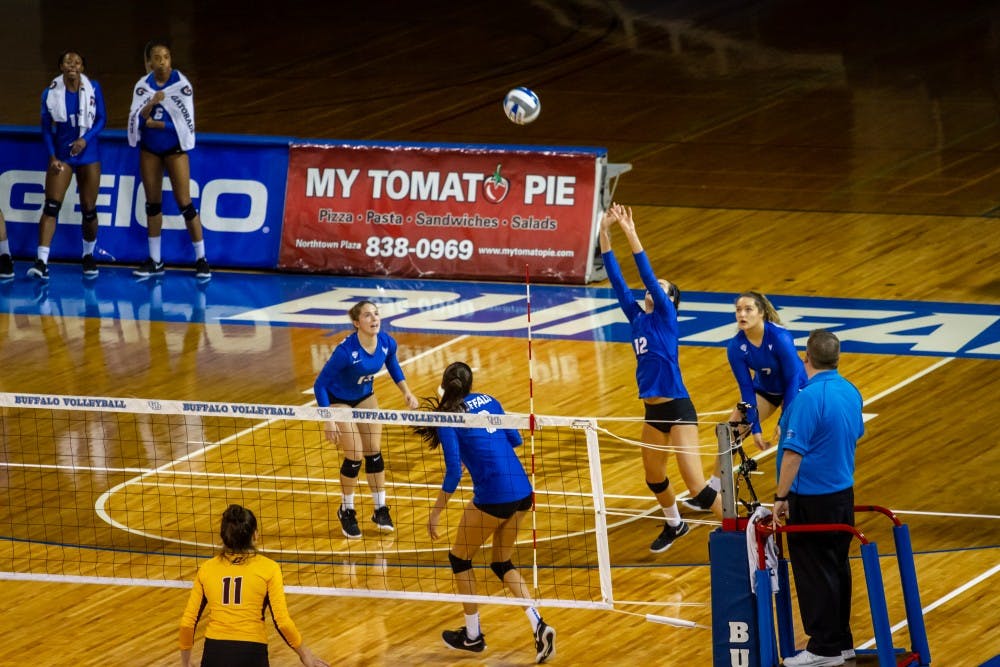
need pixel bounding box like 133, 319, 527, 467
341, 494, 355, 511
193, 240, 205, 260
373, 490, 386, 508
82, 240, 96, 256
0, 240, 10, 255
524, 606, 541, 633
38, 246, 50, 263
662, 503, 681, 527
465, 612, 481, 639
149, 236, 162, 263
708, 475, 721, 492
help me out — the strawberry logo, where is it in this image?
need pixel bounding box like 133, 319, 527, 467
483, 164, 509, 204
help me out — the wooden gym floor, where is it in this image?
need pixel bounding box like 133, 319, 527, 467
0, 2, 998, 665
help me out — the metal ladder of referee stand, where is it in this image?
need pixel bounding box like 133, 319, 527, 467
750, 507, 932, 666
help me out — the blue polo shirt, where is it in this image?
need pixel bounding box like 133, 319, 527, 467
776, 369, 863, 495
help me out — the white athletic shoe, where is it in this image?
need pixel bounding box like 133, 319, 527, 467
783, 649, 845, 666
842, 648, 856, 661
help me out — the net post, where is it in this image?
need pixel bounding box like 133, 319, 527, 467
583, 418, 614, 605
716, 422, 738, 523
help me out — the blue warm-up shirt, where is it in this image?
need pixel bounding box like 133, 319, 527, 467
40, 80, 106, 165
139, 69, 184, 153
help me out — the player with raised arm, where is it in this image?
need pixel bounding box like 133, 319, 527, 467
415, 361, 556, 664
599, 203, 720, 552
313, 299, 418, 538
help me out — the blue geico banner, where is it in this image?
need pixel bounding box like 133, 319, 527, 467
0, 125, 288, 268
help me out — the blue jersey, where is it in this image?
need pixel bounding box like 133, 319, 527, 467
40, 81, 106, 165
438, 393, 530, 504
727, 321, 807, 434
313, 331, 405, 405
139, 70, 183, 153
603, 249, 688, 400
777, 370, 864, 495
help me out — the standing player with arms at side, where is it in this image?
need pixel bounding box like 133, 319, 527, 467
314, 299, 419, 538
600, 202, 720, 553
178, 504, 328, 667
415, 361, 557, 664
127, 39, 210, 280
28, 50, 106, 280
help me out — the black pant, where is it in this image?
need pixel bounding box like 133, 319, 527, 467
786, 487, 855, 657
201, 638, 269, 667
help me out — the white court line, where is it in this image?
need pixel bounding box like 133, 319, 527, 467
857, 562, 1000, 650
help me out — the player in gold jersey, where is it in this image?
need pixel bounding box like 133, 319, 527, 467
179, 504, 328, 667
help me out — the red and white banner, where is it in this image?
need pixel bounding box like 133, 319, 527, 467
279, 143, 604, 283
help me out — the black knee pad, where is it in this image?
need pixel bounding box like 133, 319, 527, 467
449, 552, 473, 574
363, 453, 385, 474
692, 484, 718, 508
145, 201, 162, 217
646, 478, 670, 494
340, 458, 362, 479
43, 198, 62, 217
179, 202, 198, 221
490, 560, 515, 581
82, 208, 97, 223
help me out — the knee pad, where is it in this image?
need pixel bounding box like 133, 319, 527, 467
145, 201, 162, 217
490, 560, 515, 581
448, 552, 473, 574
646, 478, 670, 494
82, 208, 97, 224
179, 202, 198, 221
43, 198, 62, 217
692, 484, 718, 508
340, 458, 362, 479
363, 453, 385, 474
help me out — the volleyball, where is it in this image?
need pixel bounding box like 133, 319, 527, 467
503, 86, 541, 125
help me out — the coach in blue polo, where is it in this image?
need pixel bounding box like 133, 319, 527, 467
773, 329, 864, 667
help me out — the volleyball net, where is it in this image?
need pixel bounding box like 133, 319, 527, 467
0, 391, 625, 609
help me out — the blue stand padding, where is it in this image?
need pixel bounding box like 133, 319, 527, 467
860, 542, 897, 667
894, 524, 931, 665
775, 558, 795, 659
710, 529, 765, 667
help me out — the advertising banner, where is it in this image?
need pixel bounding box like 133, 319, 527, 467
279, 142, 605, 283
0, 126, 288, 269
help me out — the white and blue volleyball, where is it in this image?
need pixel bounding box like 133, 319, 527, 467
503, 86, 541, 125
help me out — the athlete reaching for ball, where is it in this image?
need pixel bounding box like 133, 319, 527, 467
599, 203, 721, 553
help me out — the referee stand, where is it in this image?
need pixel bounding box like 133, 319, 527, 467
709, 422, 932, 667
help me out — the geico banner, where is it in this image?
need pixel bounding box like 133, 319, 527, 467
0, 126, 287, 268
280, 142, 605, 283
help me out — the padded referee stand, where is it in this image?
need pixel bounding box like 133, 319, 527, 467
710, 523, 777, 667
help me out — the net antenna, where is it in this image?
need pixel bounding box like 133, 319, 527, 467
525, 264, 539, 597
719, 402, 763, 518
